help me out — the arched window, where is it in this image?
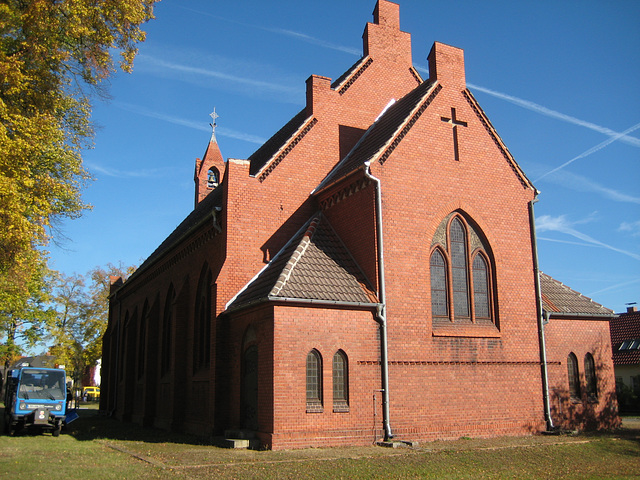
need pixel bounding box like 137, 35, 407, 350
306, 349, 323, 412
333, 350, 349, 412
430, 249, 448, 317
193, 266, 213, 372
137, 301, 148, 379
473, 254, 490, 319
567, 352, 581, 400
430, 213, 495, 325
584, 352, 598, 400
161, 285, 175, 377
207, 167, 219, 189
450, 218, 469, 318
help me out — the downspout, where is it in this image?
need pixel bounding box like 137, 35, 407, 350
529, 195, 554, 431
364, 162, 393, 441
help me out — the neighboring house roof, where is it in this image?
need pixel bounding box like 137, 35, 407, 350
227, 213, 378, 312
539, 272, 615, 317
610, 309, 640, 366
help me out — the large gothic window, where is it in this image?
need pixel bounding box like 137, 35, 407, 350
430, 213, 495, 325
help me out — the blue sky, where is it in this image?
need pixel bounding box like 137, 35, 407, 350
48, 0, 639, 314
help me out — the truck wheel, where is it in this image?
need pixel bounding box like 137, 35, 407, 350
52, 426, 61, 437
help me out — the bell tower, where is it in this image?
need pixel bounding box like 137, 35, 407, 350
195, 109, 225, 207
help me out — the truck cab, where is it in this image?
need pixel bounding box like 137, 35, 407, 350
3, 367, 68, 436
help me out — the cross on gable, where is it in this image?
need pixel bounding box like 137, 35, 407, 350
440, 107, 467, 161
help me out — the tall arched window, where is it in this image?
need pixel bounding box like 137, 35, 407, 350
430, 249, 448, 317
430, 213, 495, 325
137, 301, 148, 379
450, 218, 469, 318
161, 285, 175, 377
567, 352, 581, 400
473, 254, 490, 319
333, 350, 349, 412
194, 266, 212, 372
306, 349, 323, 412
584, 352, 598, 400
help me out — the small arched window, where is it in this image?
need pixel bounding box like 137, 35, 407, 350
567, 352, 581, 400
584, 352, 598, 400
333, 350, 349, 412
207, 167, 219, 189
306, 349, 323, 412
450, 218, 469, 318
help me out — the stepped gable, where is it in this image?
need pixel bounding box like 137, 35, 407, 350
228, 213, 378, 311
539, 272, 614, 317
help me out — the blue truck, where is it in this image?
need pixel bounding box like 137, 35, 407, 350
3, 367, 71, 436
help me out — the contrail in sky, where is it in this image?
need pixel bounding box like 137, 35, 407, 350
467, 83, 640, 148
535, 122, 640, 181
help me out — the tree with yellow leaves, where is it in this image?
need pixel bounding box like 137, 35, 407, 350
0, 0, 158, 357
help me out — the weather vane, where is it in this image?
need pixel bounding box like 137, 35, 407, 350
209, 108, 219, 140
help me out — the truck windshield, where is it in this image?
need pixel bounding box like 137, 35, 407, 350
17, 369, 66, 400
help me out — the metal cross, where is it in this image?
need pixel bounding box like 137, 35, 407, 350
440, 107, 467, 161
209, 108, 219, 138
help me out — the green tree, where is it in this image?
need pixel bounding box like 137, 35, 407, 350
48, 262, 135, 384
0, 0, 158, 313
0, 254, 56, 367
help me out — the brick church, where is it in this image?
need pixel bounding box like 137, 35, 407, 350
101, 1, 619, 449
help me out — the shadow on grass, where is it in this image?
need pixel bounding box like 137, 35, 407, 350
1, 406, 208, 446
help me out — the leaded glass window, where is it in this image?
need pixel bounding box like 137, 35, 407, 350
430, 250, 448, 317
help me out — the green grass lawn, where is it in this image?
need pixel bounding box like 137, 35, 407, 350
1, 408, 638, 479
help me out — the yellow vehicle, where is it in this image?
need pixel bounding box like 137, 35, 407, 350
82, 386, 100, 401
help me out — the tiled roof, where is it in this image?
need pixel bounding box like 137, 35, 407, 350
248, 109, 310, 177
610, 310, 640, 366
540, 272, 615, 317
317, 79, 438, 191
227, 213, 378, 311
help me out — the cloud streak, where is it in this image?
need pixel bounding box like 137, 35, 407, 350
535, 121, 640, 181
536, 214, 640, 261
139, 55, 300, 97
539, 169, 640, 204
114, 102, 266, 145
178, 7, 360, 56
466, 83, 640, 148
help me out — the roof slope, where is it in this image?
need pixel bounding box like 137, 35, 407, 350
318, 79, 438, 191
248, 109, 310, 177
610, 310, 640, 365
227, 213, 378, 311
540, 273, 614, 317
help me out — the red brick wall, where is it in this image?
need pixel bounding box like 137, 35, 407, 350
545, 316, 620, 430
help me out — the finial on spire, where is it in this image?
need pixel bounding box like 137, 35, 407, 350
209, 108, 219, 141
